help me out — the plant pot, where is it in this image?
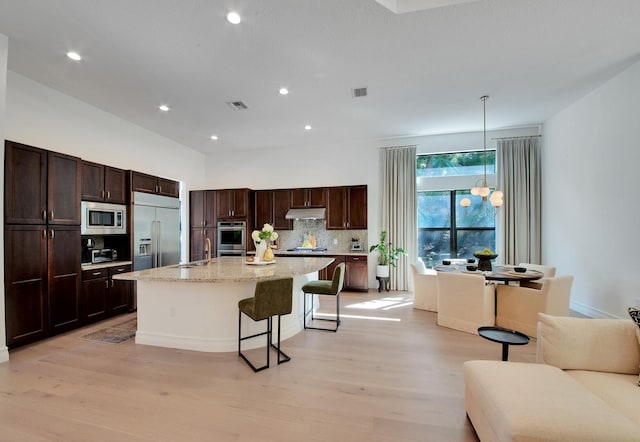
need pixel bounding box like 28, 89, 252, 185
376, 265, 390, 278
473, 253, 498, 271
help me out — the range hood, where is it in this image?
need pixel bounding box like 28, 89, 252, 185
285, 208, 326, 220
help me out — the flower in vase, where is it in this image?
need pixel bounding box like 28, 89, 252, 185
252, 223, 278, 243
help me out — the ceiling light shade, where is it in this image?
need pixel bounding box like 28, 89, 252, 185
279, 88, 289, 95
210, 135, 218, 140
460, 95, 504, 211
227, 12, 241, 24
159, 104, 170, 112
66, 51, 81, 61
304, 125, 312, 130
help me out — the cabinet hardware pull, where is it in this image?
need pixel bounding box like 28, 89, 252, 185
158, 185, 162, 193
42, 230, 46, 239
42, 210, 47, 220
93, 272, 101, 276
111, 280, 115, 288
50, 229, 54, 239
105, 280, 109, 288
50, 210, 54, 220
101, 190, 105, 198
106, 191, 110, 199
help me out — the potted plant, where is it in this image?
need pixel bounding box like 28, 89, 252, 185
369, 230, 407, 278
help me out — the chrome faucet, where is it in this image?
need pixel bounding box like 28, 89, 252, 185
204, 237, 212, 262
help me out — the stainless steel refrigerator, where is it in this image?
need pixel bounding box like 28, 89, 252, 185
133, 191, 181, 271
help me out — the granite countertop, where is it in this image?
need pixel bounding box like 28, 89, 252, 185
112, 256, 334, 283
81, 261, 133, 271
273, 249, 368, 257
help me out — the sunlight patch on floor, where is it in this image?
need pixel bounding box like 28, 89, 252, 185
312, 312, 401, 322
345, 295, 413, 311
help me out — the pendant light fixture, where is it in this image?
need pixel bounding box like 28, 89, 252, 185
460, 95, 503, 208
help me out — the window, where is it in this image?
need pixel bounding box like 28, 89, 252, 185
417, 151, 496, 266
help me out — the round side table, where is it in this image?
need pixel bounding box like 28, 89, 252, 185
477, 326, 530, 361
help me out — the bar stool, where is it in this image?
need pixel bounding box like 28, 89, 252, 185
302, 263, 345, 332
238, 278, 294, 372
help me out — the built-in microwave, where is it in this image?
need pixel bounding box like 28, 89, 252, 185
81, 201, 127, 235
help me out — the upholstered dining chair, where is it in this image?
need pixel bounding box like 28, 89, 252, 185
496, 275, 574, 338
302, 262, 345, 332
238, 278, 294, 372
518, 263, 556, 278
411, 260, 438, 312
436, 271, 495, 334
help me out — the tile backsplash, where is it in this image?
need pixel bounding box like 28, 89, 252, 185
275, 219, 366, 252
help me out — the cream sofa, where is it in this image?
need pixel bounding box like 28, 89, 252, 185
464, 313, 640, 441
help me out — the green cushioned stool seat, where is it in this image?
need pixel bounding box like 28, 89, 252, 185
302, 262, 345, 332
238, 278, 293, 372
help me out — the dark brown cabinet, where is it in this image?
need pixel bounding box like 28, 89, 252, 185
190, 227, 216, 261
131, 171, 179, 198
326, 185, 367, 230
190, 190, 216, 227
344, 255, 368, 291
48, 226, 82, 333
291, 188, 326, 208
4, 141, 81, 225
216, 189, 250, 219
81, 161, 126, 204
81, 264, 131, 324
254, 189, 292, 230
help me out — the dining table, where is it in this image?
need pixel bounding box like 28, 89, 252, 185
433, 264, 544, 285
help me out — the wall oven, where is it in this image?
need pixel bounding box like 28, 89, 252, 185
81, 201, 127, 235
217, 221, 246, 256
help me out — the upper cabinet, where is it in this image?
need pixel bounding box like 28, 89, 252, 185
5, 141, 81, 225
189, 190, 217, 228
131, 171, 179, 198
216, 189, 250, 219
326, 185, 367, 230
81, 160, 126, 204
290, 188, 326, 208
254, 189, 292, 230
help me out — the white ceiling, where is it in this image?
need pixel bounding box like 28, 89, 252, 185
0, 0, 639, 153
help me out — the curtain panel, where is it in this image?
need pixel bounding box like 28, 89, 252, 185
496, 136, 541, 265
379, 145, 417, 290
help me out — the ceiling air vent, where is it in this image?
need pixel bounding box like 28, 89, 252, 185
352, 87, 368, 98
226, 101, 248, 110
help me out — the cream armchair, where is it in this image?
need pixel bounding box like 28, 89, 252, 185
496, 275, 573, 338
411, 263, 438, 312
436, 271, 495, 334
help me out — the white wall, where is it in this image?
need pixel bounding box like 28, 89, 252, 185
0, 34, 8, 363
543, 60, 640, 319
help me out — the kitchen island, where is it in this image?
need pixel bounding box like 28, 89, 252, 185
113, 256, 333, 352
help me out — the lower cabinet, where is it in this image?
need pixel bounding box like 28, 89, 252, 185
318, 255, 368, 292
81, 264, 131, 324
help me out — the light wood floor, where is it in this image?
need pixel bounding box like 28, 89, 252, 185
0, 290, 537, 441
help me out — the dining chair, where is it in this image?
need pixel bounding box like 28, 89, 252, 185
238, 278, 294, 372
411, 260, 438, 312
496, 275, 574, 338
436, 271, 495, 334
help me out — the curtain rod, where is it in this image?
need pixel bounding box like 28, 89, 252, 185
491, 135, 541, 140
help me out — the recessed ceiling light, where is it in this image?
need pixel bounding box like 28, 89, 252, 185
227, 12, 241, 24
159, 104, 170, 112
304, 125, 312, 131
210, 135, 219, 140
67, 51, 82, 61
279, 88, 289, 95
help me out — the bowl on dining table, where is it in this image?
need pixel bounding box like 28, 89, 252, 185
514, 266, 527, 273
466, 265, 478, 272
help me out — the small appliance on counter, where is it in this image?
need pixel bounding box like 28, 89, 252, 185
351, 236, 363, 251
91, 248, 118, 264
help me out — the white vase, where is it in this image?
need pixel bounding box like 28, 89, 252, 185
376, 265, 390, 278
254, 240, 268, 262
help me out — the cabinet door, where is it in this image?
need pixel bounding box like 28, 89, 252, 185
323, 256, 344, 281
109, 265, 132, 315
4, 141, 47, 224
345, 256, 368, 291
272, 189, 292, 230
326, 186, 347, 230
82, 277, 108, 323
4, 225, 48, 348
131, 171, 158, 194
203, 191, 217, 227
347, 185, 367, 229
290, 189, 308, 208
190, 227, 216, 261
232, 189, 248, 217
158, 177, 180, 198
81, 161, 105, 202
48, 225, 81, 334
190, 191, 205, 227
47, 151, 81, 225
254, 190, 272, 228
104, 166, 127, 204
308, 188, 326, 208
